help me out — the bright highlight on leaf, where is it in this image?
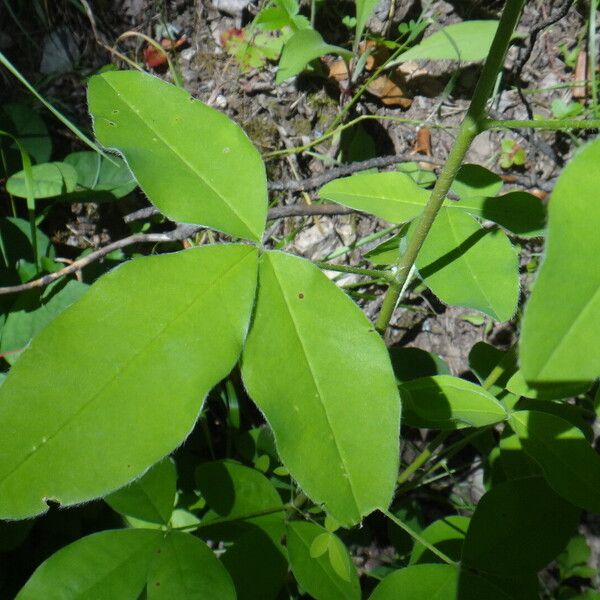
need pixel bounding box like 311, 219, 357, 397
88, 70, 267, 241
276, 29, 352, 83
0, 244, 258, 519
397, 21, 500, 62
7, 162, 78, 199
242, 251, 400, 526
520, 137, 600, 382
287, 521, 360, 600
319, 172, 431, 223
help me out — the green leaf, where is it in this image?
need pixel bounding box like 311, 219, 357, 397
355, 0, 379, 45
399, 375, 508, 430
389, 347, 450, 384
506, 369, 592, 401
241, 251, 400, 526
6, 162, 78, 198
468, 342, 516, 396
0, 279, 88, 365
319, 172, 430, 223
410, 516, 470, 565
0, 217, 54, 283
310, 532, 331, 558
450, 164, 503, 199
0, 244, 258, 519
64, 151, 137, 200
520, 137, 600, 382
557, 535, 596, 581
146, 531, 236, 600
276, 29, 352, 83
195, 459, 285, 539
369, 564, 458, 599
105, 458, 177, 525
221, 528, 288, 600
0, 103, 51, 168
287, 521, 361, 600
364, 230, 406, 265
508, 410, 600, 513
88, 71, 267, 241
398, 21, 500, 62
16, 529, 162, 599
16, 529, 235, 600
448, 191, 546, 237
415, 208, 519, 321
461, 477, 580, 576
397, 162, 437, 187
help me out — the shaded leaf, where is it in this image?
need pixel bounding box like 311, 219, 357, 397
64, 151, 136, 200
0, 103, 51, 170
410, 516, 469, 565
508, 410, 600, 513
105, 458, 177, 525
221, 528, 288, 600
415, 208, 519, 321
147, 531, 236, 600
451, 191, 546, 237
195, 460, 285, 540
6, 162, 78, 199
16, 529, 235, 600
450, 164, 503, 199
461, 477, 580, 576
399, 375, 508, 430
369, 564, 458, 599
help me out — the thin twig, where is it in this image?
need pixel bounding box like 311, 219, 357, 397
0, 225, 200, 296
514, 0, 575, 78
268, 153, 441, 192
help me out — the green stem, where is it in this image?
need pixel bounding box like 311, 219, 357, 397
590, 0, 599, 113
375, 0, 526, 334
0, 51, 109, 159
397, 431, 449, 484
170, 505, 287, 532
314, 261, 393, 280
263, 114, 448, 159
324, 224, 400, 260
481, 346, 517, 391
483, 118, 600, 130
380, 508, 457, 566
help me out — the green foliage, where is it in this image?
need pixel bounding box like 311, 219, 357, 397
287, 521, 361, 600
414, 208, 519, 321
2, 5, 600, 594
276, 29, 352, 83
0, 245, 258, 519
15, 529, 236, 599
520, 137, 600, 382
396, 21, 500, 62
399, 375, 508, 430
241, 251, 400, 526
88, 71, 268, 241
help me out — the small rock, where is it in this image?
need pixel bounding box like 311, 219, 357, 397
293, 219, 338, 259
212, 0, 252, 17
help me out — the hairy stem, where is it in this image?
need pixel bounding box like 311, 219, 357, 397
375, 0, 527, 334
